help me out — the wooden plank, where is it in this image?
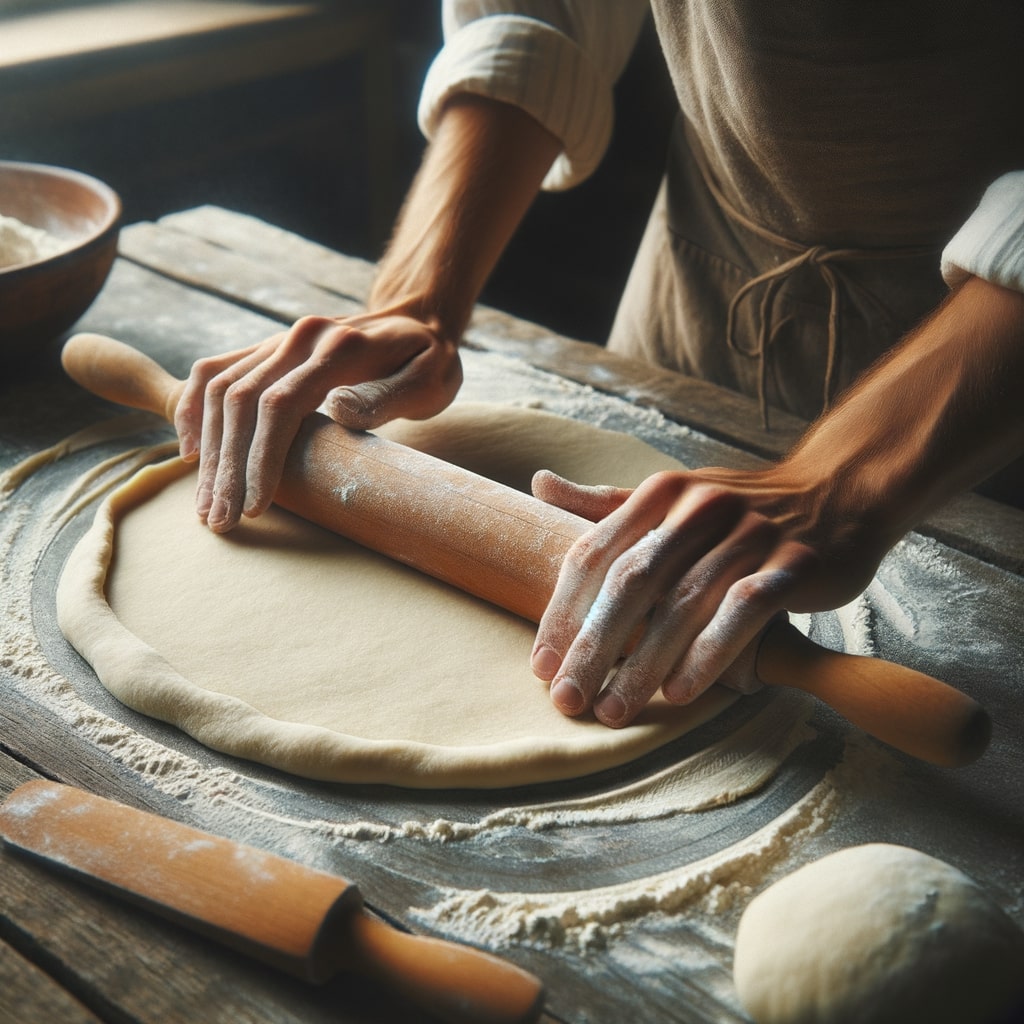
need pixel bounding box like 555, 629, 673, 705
161, 206, 380, 302
119, 220, 363, 323
128, 208, 1024, 573
0, 3, 385, 129
0, 941, 103, 1024
2, 2, 326, 68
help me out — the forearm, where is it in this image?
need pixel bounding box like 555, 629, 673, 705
784, 275, 1024, 550
368, 94, 561, 342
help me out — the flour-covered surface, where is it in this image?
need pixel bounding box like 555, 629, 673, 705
2, 225, 1021, 1024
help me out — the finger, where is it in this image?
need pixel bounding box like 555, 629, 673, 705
323, 341, 462, 430
208, 320, 368, 526
539, 480, 745, 716
593, 512, 780, 726
174, 343, 265, 461
531, 473, 687, 693
547, 525, 688, 715
191, 348, 274, 521
531, 470, 633, 523
199, 335, 319, 529
207, 371, 274, 532
242, 323, 439, 516
241, 372, 325, 519
663, 540, 818, 704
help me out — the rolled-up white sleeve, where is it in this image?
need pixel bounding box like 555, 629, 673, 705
941, 172, 1024, 294
418, 1, 650, 191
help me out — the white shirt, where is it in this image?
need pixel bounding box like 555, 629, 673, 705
419, 1, 1024, 295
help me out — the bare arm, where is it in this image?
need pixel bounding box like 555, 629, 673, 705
367, 94, 562, 342
533, 275, 1024, 726
175, 95, 560, 533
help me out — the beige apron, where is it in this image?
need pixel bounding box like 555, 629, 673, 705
609, 0, 1024, 428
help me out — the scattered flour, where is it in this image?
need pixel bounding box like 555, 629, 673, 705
0, 211, 68, 269
413, 740, 867, 954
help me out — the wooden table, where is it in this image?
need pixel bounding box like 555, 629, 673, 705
2, 207, 1022, 1024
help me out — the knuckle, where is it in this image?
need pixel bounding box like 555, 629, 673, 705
320, 323, 366, 357
665, 579, 701, 617
291, 314, 333, 336
726, 572, 782, 611
223, 379, 258, 409
257, 383, 294, 414
741, 512, 779, 545
694, 483, 746, 519
205, 373, 233, 400
638, 470, 686, 503
607, 535, 662, 594
190, 355, 221, 379
564, 532, 611, 577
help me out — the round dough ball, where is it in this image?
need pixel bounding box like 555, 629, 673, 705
733, 844, 1024, 1024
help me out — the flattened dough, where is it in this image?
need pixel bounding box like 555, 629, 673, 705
57, 404, 736, 788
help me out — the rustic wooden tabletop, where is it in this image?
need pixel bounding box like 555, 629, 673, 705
2, 207, 1022, 1024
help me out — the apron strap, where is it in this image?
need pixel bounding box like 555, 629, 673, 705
690, 138, 938, 427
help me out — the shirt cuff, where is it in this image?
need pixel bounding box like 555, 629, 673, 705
417, 15, 617, 191
941, 172, 1024, 294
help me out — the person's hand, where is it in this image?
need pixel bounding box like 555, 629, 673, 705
174, 311, 462, 532
529, 464, 890, 728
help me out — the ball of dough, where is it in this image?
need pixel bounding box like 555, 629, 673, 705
733, 844, 1024, 1024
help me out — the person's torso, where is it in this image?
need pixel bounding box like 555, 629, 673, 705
650, 0, 1024, 247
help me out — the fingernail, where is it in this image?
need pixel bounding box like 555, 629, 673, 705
196, 486, 212, 519
551, 678, 584, 715
531, 644, 562, 680
242, 487, 259, 517
207, 497, 230, 532
663, 679, 694, 705
179, 433, 198, 460
595, 692, 627, 726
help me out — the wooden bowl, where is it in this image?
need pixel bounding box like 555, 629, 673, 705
0, 161, 120, 366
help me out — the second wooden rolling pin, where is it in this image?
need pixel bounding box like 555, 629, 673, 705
61, 333, 990, 768
0, 780, 544, 1024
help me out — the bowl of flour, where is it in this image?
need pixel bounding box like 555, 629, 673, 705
0, 161, 120, 366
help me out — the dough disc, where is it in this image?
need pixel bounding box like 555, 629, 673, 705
57, 404, 737, 788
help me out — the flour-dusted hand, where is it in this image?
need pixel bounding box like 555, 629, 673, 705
174, 312, 461, 532
529, 465, 873, 727
171, 95, 559, 535
532, 277, 1024, 727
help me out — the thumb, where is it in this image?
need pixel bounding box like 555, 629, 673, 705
323, 378, 405, 430
531, 469, 633, 523
323, 344, 461, 430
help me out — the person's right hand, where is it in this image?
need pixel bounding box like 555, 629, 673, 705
173, 311, 462, 533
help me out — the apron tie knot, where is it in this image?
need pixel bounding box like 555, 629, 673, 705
725, 242, 867, 427
691, 137, 938, 429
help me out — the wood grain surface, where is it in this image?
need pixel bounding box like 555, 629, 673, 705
2, 207, 1021, 1024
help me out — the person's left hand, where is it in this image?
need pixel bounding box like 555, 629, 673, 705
529, 465, 882, 728
174, 310, 462, 533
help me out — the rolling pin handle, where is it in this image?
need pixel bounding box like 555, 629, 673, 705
344, 913, 545, 1024
755, 618, 990, 767
63, 333, 184, 424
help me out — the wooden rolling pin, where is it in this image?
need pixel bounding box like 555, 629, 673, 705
61, 333, 990, 767
0, 780, 544, 1024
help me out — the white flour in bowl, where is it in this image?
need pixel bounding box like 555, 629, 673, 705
0, 211, 67, 268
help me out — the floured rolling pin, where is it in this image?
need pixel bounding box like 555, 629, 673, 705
0, 780, 544, 1024
62, 333, 990, 768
